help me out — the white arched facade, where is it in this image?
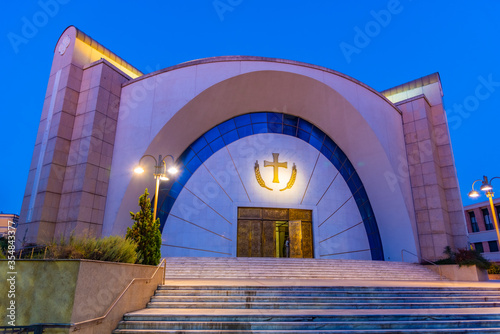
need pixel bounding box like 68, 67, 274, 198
103, 58, 419, 261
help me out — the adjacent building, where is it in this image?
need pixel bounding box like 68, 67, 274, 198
16, 26, 468, 262
0, 213, 19, 238
464, 198, 500, 263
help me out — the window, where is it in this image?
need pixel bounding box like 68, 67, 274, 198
468, 212, 479, 233
474, 242, 484, 253
496, 205, 500, 224
482, 208, 494, 230
488, 240, 499, 253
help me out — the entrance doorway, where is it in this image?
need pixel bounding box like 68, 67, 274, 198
237, 207, 313, 258
275, 221, 288, 258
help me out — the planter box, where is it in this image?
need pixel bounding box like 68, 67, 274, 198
489, 274, 500, 280
424, 264, 489, 281
0, 260, 160, 332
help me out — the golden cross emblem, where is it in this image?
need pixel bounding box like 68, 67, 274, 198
264, 153, 287, 183
254, 153, 297, 191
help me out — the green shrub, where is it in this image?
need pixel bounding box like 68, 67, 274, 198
126, 189, 162, 266
0, 236, 7, 259
46, 236, 83, 259
435, 246, 491, 270
434, 258, 455, 265
488, 263, 500, 274
0, 236, 7, 252
455, 248, 491, 270
46, 235, 137, 263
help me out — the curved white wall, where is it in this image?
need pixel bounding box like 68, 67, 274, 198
103, 58, 418, 260
162, 134, 370, 259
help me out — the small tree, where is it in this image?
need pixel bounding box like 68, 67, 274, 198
126, 189, 162, 265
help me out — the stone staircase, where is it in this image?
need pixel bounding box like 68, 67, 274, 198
163, 257, 444, 281
113, 257, 500, 333
148, 285, 500, 310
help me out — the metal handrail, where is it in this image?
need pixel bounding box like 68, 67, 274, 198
71, 258, 167, 330
401, 249, 444, 280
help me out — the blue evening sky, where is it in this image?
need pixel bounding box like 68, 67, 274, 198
1, 0, 499, 215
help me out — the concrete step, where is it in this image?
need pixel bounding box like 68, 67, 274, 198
163, 267, 436, 272
163, 272, 437, 276
148, 285, 500, 310
150, 295, 500, 303
165, 269, 437, 272
164, 270, 436, 274
163, 257, 444, 281
164, 269, 437, 273
120, 312, 500, 322
156, 289, 500, 297
157, 285, 500, 292
163, 266, 436, 270
162, 263, 435, 267
164, 262, 435, 267
115, 307, 500, 333
163, 265, 433, 267
147, 301, 500, 309
115, 320, 500, 331
164, 276, 440, 281
162, 257, 435, 266
113, 329, 500, 333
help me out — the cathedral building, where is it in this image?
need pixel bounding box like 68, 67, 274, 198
17, 26, 468, 262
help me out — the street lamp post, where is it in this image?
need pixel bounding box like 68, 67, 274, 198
134, 154, 178, 222
468, 176, 500, 244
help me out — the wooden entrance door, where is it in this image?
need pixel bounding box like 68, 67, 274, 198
237, 207, 313, 258
288, 220, 313, 258
289, 220, 302, 258
236, 220, 275, 257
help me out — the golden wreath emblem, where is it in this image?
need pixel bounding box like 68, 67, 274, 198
254, 153, 297, 191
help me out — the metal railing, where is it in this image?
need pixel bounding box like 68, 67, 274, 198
15, 246, 48, 259
401, 249, 444, 280
71, 257, 167, 331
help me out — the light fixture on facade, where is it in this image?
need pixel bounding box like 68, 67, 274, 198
167, 166, 179, 174
133, 154, 177, 222
134, 166, 145, 174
